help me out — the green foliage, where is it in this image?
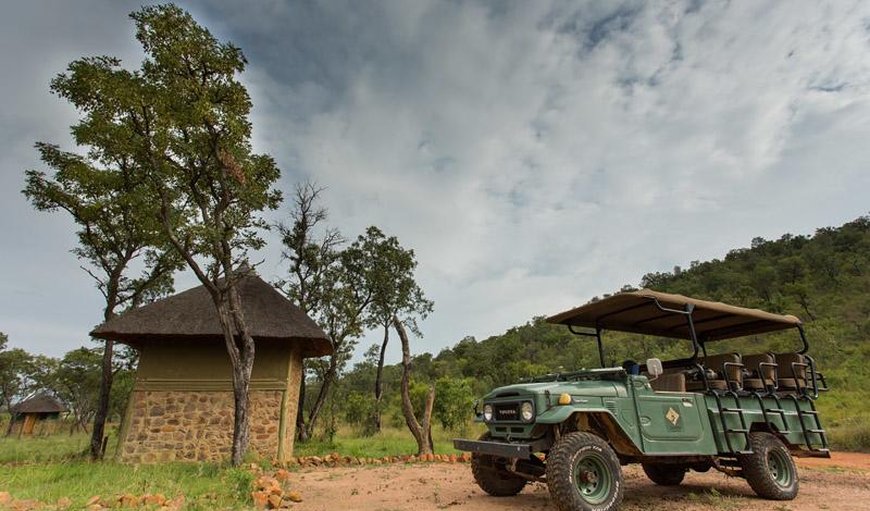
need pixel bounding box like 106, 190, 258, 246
0, 343, 37, 412
343, 391, 375, 433
350, 226, 434, 335
433, 377, 475, 433
52, 348, 103, 430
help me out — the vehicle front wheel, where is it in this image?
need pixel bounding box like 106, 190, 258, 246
641, 463, 687, 486
471, 433, 527, 496
546, 432, 624, 511
738, 432, 799, 500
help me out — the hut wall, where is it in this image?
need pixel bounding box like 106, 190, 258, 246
117, 341, 303, 463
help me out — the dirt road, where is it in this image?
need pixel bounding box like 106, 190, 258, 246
294, 453, 870, 511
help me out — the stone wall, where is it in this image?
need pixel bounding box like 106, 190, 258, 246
118, 389, 284, 463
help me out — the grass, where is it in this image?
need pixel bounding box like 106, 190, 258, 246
816, 389, 870, 452
0, 429, 117, 465
0, 461, 254, 510
0, 424, 483, 509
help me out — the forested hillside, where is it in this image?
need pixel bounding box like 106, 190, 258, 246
326, 216, 870, 447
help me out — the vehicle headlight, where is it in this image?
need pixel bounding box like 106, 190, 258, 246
483, 404, 493, 422
520, 401, 534, 422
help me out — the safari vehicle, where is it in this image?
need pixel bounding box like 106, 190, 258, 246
454, 290, 828, 511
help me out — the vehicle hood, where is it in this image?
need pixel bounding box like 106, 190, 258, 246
483, 379, 626, 400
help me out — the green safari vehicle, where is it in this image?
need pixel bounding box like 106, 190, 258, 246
454, 290, 829, 511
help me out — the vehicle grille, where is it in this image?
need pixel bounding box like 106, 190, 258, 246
494, 402, 521, 422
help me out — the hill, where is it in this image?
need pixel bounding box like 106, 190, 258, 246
332, 215, 870, 448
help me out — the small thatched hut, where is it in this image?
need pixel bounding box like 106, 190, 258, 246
10, 393, 67, 436
91, 273, 331, 463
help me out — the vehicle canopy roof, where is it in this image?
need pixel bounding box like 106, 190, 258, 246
547, 289, 801, 342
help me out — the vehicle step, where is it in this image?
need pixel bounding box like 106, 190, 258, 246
798, 410, 819, 415
736, 450, 753, 455
721, 408, 745, 413
808, 429, 826, 434
765, 408, 787, 413
726, 428, 749, 433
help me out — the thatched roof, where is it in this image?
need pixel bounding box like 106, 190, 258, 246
11, 393, 67, 414
91, 273, 332, 357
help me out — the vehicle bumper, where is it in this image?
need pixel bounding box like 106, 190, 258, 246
452, 438, 549, 458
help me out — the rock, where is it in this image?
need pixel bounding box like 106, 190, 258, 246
85, 496, 101, 507
449, 454, 458, 463
56, 497, 72, 509
286, 491, 303, 503
0, 492, 10, 505
163, 495, 185, 511
142, 493, 166, 506
251, 491, 270, 510
118, 493, 140, 507
267, 494, 283, 509
274, 468, 292, 482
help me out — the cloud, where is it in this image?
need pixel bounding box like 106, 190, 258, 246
2, 0, 870, 363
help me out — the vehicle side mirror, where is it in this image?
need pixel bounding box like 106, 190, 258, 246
646, 358, 663, 380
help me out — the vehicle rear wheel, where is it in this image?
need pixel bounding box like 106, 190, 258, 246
641, 463, 687, 486
738, 432, 799, 500
471, 433, 527, 496
546, 432, 623, 511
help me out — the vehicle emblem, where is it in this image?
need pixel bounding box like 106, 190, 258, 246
665, 407, 680, 427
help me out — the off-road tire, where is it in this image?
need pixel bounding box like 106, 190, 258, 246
738, 432, 799, 500
546, 432, 623, 511
641, 463, 687, 486
471, 433, 527, 497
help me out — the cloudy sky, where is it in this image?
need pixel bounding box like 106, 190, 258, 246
2, 1, 869, 363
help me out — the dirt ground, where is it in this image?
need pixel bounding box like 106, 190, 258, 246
293, 452, 870, 511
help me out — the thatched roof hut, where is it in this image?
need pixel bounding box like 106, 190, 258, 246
92, 273, 331, 356
10, 393, 67, 436
91, 272, 331, 464
11, 393, 66, 415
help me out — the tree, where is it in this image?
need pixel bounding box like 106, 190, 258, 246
433, 377, 475, 433
394, 317, 435, 455
0, 335, 36, 436
23, 127, 179, 459
52, 348, 102, 434
351, 227, 433, 432
277, 183, 346, 441
46, 4, 281, 465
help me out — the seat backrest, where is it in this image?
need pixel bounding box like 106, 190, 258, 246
775, 352, 807, 383
702, 353, 742, 384
743, 353, 776, 382
650, 372, 686, 393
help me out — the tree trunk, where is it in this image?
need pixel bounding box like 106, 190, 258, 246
295, 371, 309, 442
373, 324, 389, 432
218, 286, 256, 467
307, 356, 338, 436
90, 338, 114, 460
4, 399, 14, 436
394, 316, 434, 455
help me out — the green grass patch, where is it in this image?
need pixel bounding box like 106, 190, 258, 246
0, 425, 484, 508
816, 391, 870, 452
0, 461, 250, 510
826, 421, 870, 452
0, 432, 102, 464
